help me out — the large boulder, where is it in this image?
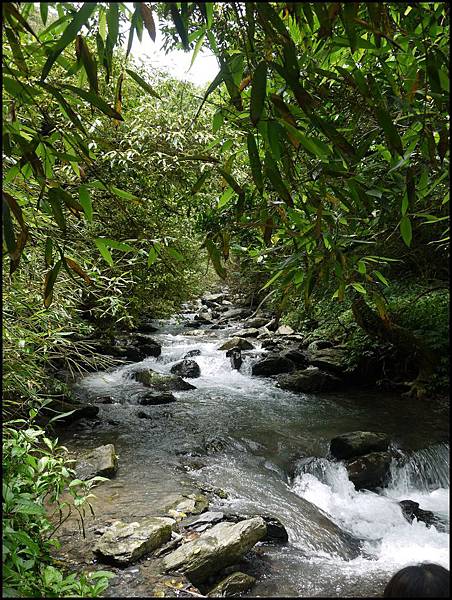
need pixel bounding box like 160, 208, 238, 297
330, 431, 390, 460
94, 517, 174, 565
345, 451, 392, 490
75, 444, 117, 480
137, 391, 177, 405
308, 346, 348, 374
277, 367, 342, 393
170, 360, 201, 379
281, 348, 309, 368
218, 337, 254, 351
131, 368, 196, 391
251, 356, 295, 377
207, 572, 256, 597
163, 517, 266, 584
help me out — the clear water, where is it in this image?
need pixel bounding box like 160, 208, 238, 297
65, 310, 449, 597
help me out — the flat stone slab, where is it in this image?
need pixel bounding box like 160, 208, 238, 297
75, 444, 117, 480
163, 517, 266, 584
94, 517, 174, 565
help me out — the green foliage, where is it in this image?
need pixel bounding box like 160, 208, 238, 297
3, 417, 115, 598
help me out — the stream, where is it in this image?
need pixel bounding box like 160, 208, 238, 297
58, 301, 449, 597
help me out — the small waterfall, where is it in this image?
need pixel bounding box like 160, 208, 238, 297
387, 443, 449, 494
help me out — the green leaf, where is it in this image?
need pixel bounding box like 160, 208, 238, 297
192, 68, 224, 124
351, 282, 367, 294
212, 110, 223, 133
166, 247, 184, 261
47, 188, 66, 231
37, 82, 87, 135
204, 238, 227, 278
261, 269, 284, 290
95, 238, 113, 266
217, 168, 244, 197
280, 122, 330, 157
78, 35, 98, 94
101, 238, 134, 252
374, 105, 403, 156
191, 171, 209, 194
267, 121, 283, 160
170, 4, 189, 50
247, 133, 263, 193
78, 186, 93, 222
2, 199, 16, 255
147, 246, 158, 266
110, 186, 138, 200
44, 260, 62, 307
189, 31, 205, 71
126, 69, 161, 99
250, 61, 267, 126
106, 3, 119, 46
373, 270, 389, 286
61, 84, 123, 120
45, 237, 53, 267
40, 3, 49, 25
400, 215, 412, 247
264, 154, 293, 206
217, 187, 234, 209
41, 3, 97, 81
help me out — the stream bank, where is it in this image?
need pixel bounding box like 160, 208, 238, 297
53, 290, 449, 597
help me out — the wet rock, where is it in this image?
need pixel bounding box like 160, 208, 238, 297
246, 317, 269, 328
182, 511, 225, 533
218, 337, 254, 351
184, 320, 204, 328
276, 325, 294, 335
307, 339, 333, 352
222, 514, 288, 544
94, 395, 115, 404
281, 348, 309, 368
131, 368, 196, 391
136, 321, 159, 334
345, 451, 392, 490
184, 349, 201, 358
207, 572, 256, 597
277, 366, 342, 393
170, 494, 209, 518
308, 346, 348, 374
163, 517, 267, 584
136, 410, 151, 419
202, 293, 226, 308
75, 444, 118, 480
251, 356, 295, 377
221, 308, 252, 321
234, 328, 260, 338
330, 431, 390, 460
94, 517, 174, 565
260, 339, 282, 351
399, 500, 443, 529
170, 360, 201, 379
226, 348, 242, 371
131, 334, 162, 357
138, 391, 177, 405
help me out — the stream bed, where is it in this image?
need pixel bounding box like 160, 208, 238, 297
56, 305, 449, 597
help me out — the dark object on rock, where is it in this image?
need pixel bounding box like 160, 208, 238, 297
138, 391, 177, 405
218, 337, 254, 351
226, 348, 242, 370
383, 563, 450, 598
252, 356, 295, 377
207, 572, 256, 597
277, 367, 342, 392
345, 451, 392, 490
136, 410, 151, 419
182, 512, 225, 533
307, 339, 333, 352
261, 515, 288, 543
399, 500, 442, 529
330, 431, 390, 460
281, 348, 309, 368
170, 360, 201, 378
131, 368, 196, 391
261, 339, 281, 351
95, 395, 115, 404
184, 349, 201, 358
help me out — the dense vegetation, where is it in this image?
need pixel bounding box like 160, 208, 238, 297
2, 2, 448, 597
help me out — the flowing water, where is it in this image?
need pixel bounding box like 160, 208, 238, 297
62, 306, 450, 597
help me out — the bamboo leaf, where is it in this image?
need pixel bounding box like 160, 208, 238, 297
217, 168, 244, 197
2, 199, 16, 255
95, 238, 113, 266
40, 2, 49, 25
126, 68, 161, 99
78, 185, 92, 222
45, 237, 53, 267
400, 215, 412, 247
374, 105, 403, 156
247, 133, 263, 193
61, 84, 123, 120
140, 3, 156, 41
147, 246, 158, 266
191, 171, 209, 194
44, 260, 62, 307
77, 35, 98, 93
217, 187, 234, 209
264, 154, 293, 207
169, 3, 189, 50
47, 188, 66, 232
65, 258, 92, 283
250, 61, 267, 126
41, 3, 97, 81
204, 238, 227, 278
